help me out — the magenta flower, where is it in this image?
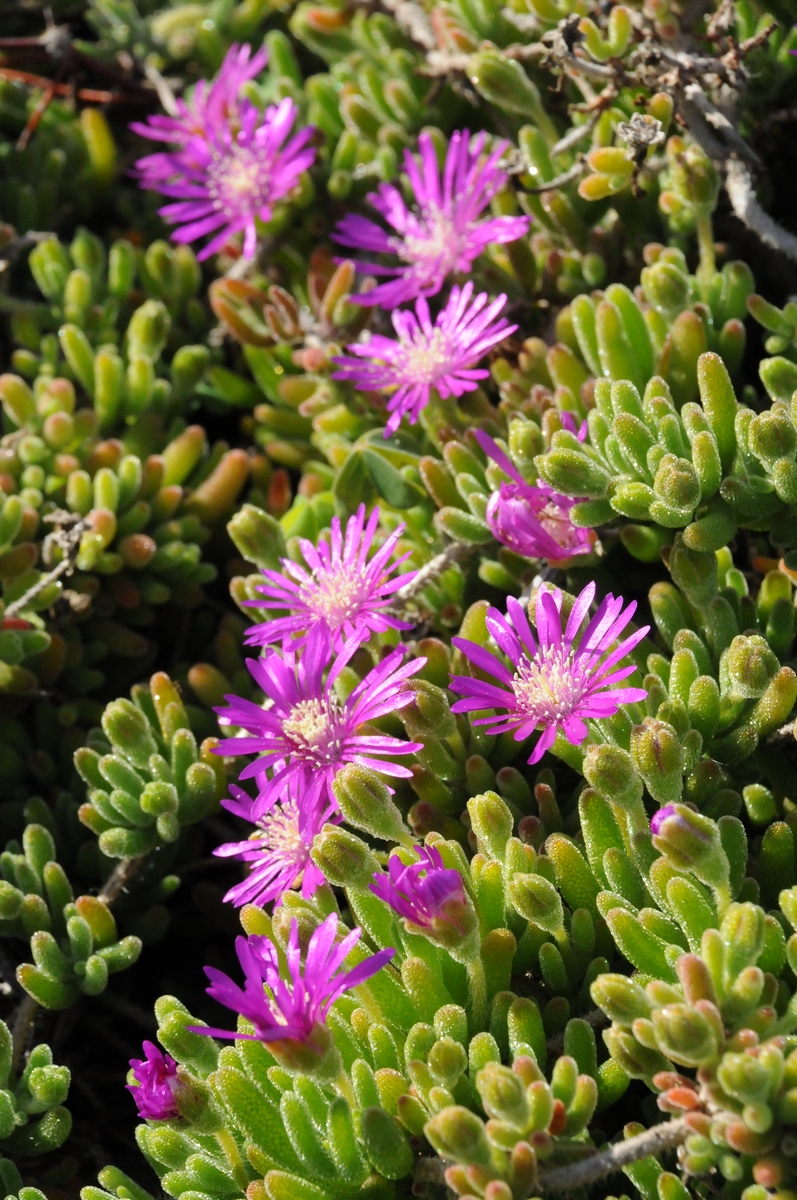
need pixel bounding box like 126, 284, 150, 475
127, 1042, 184, 1120
193, 914, 394, 1050
214, 626, 425, 813
371, 844, 464, 925
650, 804, 677, 836
450, 582, 649, 764
332, 283, 516, 437
215, 774, 335, 908
333, 130, 530, 308
133, 94, 315, 260
473, 429, 593, 562
243, 504, 415, 652
129, 42, 268, 154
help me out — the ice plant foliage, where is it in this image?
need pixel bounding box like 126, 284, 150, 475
214, 776, 335, 908
473, 429, 593, 562
193, 914, 394, 1044
243, 504, 416, 651
450, 583, 649, 763
128, 1042, 183, 1121
333, 130, 530, 308
133, 90, 315, 260
214, 626, 425, 812
371, 844, 467, 930
332, 283, 517, 436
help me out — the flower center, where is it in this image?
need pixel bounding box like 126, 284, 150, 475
282, 697, 343, 763
398, 208, 462, 275
299, 563, 368, 625
259, 802, 305, 860
208, 145, 270, 211
512, 645, 588, 723
396, 328, 453, 386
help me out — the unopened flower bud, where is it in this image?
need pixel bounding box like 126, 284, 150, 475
333, 765, 413, 847
651, 1004, 718, 1068
468, 791, 513, 861
650, 804, 729, 889
508, 874, 563, 935
582, 744, 643, 809
424, 1105, 493, 1166
476, 1063, 530, 1130
310, 826, 381, 889
402, 679, 457, 742
725, 635, 779, 699
631, 719, 685, 808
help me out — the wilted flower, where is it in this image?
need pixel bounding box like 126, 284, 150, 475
133, 92, 315, 260
333, 130, 529, 308
127, 1042, 184, 1120
192, 914, 394, 1070
243, 504, 415, 651
129, 42, 268, 153
332, 283, 516, 437
473, 429, 593, 562
450, 582, 648, 763
215, 775, 335, 908
214, 626, 425, 813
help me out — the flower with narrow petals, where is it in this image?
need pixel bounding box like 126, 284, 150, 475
192, 914, 394, 1072
371, 844, 479, 954
449, 582, 649, 764
332, 283, 516, 437
129, 43, 268, 155
214, 626, 425, 814
133, 93, 315, 260
215, 774, 335, 908
243, 504, 415, 651
473, 429, 593, 562
128, 1042, 185, 1120
333, 130, 530, 308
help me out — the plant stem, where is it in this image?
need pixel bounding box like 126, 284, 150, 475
98, 856, 146, 904
466, 957, 488, 1033
537, 1117, 689, 1193
392, 542, 473, 606
695, 210, 716, 300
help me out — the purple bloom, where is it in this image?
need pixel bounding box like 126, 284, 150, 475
214, 626, 425, 813
332, 283, 517, 438
370, 844, 465, 924
450, 582, 649, 764
333, 130, 530, 308
650, 804, 677, 836
215, 774, 335, 908
127, 1041, 184, 1120
243, 504, 415, 652
129, 43, 268, 152
133, 92, 315, 260
473, 429, 594, 562
194, 914, 394, 1047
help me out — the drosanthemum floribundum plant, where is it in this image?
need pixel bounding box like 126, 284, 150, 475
191, 915, 394, 1073
333, 130, 529, 308
133, 89, 315, 260
214, 626, 425, 813
449, 582, 648, 763
243, 504, 416, 651
473, 429, 594, 563
371, 844, 479, 954
129, 42, 267, 157
214, 775, 335, 908
127, 1042, 186, 1120
332, 283, 517, 437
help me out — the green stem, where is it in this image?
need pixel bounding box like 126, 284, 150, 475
695, 210, 716, 301
335, 1069, 357, 1109
466, 956, 488, 1033
713, 881, 732, 919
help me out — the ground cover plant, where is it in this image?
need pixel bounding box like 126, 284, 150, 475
1, 2, 797, 1199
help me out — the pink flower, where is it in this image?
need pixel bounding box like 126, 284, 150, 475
333, 130, 529, 308
215, 774, 335, 908
192, 914, 394, 1046
129, 42, 268, 154
133, 91, 315, 260
449, 582, 649, 764
127, 1042, 185, 1120
243, 504, 415, 652
473, 429, 593, 562
332, 283, 516, 437
214, 626, 425, 813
